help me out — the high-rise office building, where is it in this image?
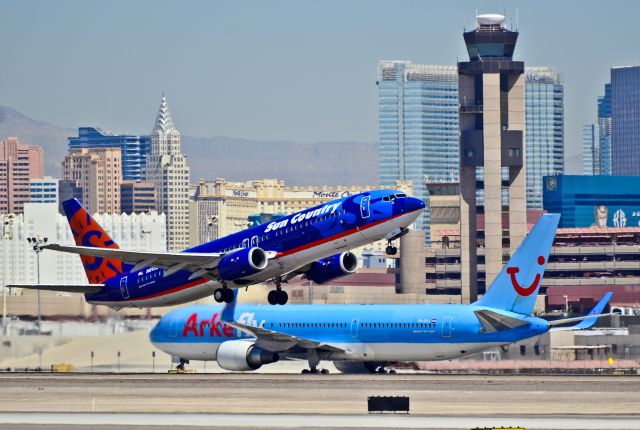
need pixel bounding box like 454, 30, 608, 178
458, 14, 527, 303
582, 124, 598, 175
121, 181, 156, 214
377, 61, 459, 241
30, 177, 59, 206
598, 83, 612, 175
524, 67, 564, 209
68, 127, 151, 182
611, 66, 640, 176
377, 61, 563, 232
61, 147, 122, 214
0, 137, 44, 214
144, 95, 191, 252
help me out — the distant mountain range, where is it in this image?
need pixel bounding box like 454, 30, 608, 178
0, 106, 379, 186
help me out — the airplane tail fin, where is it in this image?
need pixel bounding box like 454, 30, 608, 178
474, 213, 560, 315
61, 198, 126, 283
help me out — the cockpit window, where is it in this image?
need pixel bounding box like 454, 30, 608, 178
395, 193, 407, 198
382, 196, 391, 202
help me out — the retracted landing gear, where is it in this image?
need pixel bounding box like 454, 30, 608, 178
267, 277, 288, 305
214, 283, 234, 304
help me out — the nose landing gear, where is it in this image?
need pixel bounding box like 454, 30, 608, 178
385, 241, 398, 256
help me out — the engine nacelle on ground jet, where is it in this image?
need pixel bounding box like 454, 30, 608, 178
216, 340, 279, 371
217, 247, 268, 281
306, 251, 358, 284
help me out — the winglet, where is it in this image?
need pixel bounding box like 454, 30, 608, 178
549, 292, 615, 331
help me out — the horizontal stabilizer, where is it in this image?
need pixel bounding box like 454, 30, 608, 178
549, 313, 614, 328
474, 309, 529, 333
550, 292, 615, 331
6, 284, 104, 294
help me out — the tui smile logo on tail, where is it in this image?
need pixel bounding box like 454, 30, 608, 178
506, 256, 545, 297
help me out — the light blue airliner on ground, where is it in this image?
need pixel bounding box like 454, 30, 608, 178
150, 214, 614, 373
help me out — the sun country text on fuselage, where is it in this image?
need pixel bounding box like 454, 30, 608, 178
26, 190, 425, 308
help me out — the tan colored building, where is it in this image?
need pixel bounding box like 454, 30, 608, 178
120, 181, 156, 214
190, 178, 413, 248
62, 147, 122, 214
0, 137, 44, 214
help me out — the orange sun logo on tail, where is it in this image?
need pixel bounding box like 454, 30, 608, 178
67, 205, 123, 284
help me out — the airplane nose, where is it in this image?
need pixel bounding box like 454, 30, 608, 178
149, 320, 162, 343
406, 197, 426, 212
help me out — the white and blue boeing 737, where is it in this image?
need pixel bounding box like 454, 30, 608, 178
150, 214, 614, 373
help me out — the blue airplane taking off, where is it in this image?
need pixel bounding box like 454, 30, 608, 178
12, 190, 425, 307
149, 214, 614, 373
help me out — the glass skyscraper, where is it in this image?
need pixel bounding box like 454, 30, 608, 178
524, 67, 564, 209
68, 127, 151, 182
378, 62, 565, 235
377, 61, 459, 240
598, 83, 612, 175
611, 66, 640, 176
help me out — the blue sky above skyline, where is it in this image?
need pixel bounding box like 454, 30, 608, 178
1, 0, 639, 169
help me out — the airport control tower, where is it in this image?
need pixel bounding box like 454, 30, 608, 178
458, 14, 527, 303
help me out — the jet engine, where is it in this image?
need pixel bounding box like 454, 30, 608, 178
306, 251, 358, 284
217, 247, 268, 281
216, 340, 279, 371
333, 361, 387, 374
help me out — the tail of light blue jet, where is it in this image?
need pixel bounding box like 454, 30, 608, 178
475, 213, 561, 315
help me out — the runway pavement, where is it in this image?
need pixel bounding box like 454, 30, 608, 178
0, 373, 637, 429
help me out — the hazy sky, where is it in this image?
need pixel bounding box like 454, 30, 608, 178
2, 0, 639, 166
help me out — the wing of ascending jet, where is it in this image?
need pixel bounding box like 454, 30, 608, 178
43, 244, 276, 280
224, 320, 345, 354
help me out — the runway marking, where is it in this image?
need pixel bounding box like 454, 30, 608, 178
1, 413, 640, 429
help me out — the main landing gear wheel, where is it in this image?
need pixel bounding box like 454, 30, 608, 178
268, 277, 288, 305
268, 289, 288, 305
214, 287, 234, 303
176, 358, 189, 371
301, 367, 329, 374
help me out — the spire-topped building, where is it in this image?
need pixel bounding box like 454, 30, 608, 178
153, 93, 175, 133
144, 94, 191, 251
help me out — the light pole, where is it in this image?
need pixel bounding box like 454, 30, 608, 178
2, 215, 14, 336
27, 235, 47, 335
